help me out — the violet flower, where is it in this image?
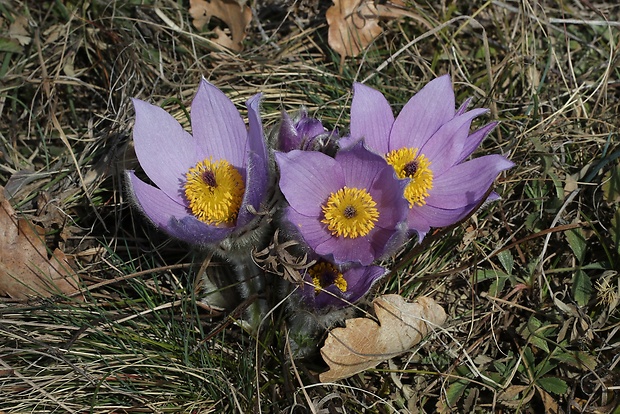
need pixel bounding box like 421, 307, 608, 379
343, 75, 514, 240
126, 79, 269, 247
278, 108, 337, 154
300, 258, 387, 309
275, 141, 409, 266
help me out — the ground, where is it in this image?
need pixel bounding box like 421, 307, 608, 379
0, 0, 619, 413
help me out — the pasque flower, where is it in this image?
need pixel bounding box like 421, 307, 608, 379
126, 79, 269, 246
300, 258, 387, 309
343, 75, 514, 239
275, 141, 409, 266
277, 108, 338, 154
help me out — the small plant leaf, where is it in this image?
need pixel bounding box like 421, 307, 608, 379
319, 295, 447, 382
566, 227, 587, 263
519, 317, 551, 352
497, 250, 514, 275
552, 350, 597, 371
572, 269, 592, 306
602, 162, 620, 204
536, 377, 568, 395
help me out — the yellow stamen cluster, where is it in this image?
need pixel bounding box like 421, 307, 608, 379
184, 158, 245, 225
386, 147, 433, 207
321, 187, 379, 238
309, 262, 348, 293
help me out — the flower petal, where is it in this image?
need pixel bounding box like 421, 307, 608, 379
457, 122, 498, 163
314, 265, 387, 308
315, 234, 376, 266
278, 111, 301, 152
276, 150, 344, 217
420, 108, 488, 176
336, 141, 384, 190
131, 98, 197, 203
389, 75, 455, 151
285, 207, 333, 249
411, 202, 480, 228
426, 154, 514, 209
350, 83, 394, 154
406, 208, 431, 240
190, 79, 247, 166
238, 93, 269, 226
127, 171, 232, 244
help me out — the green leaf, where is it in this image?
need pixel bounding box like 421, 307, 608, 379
489, 276, 508, 297
535, 359, 557, 377
566, 228, 587, 263
572, 269, 592, 306
519, 317, 551, 353
552, 350, 597, 371
611, 207, 620, 257
536, 377, 568, 395
602, 162, 620, 204
472, 269, 510, 283
498, 250, 514, 275
0, 37, 23, 53
444, 378, 469, 407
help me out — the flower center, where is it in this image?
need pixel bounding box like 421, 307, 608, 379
183, 158, 245, 225
385, 147, 433, 207
308, 262, 347, 293
321, 187, 379, 238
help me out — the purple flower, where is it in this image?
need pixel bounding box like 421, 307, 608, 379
278, 109, 337, 153
300, 258, 387, 309
343, 75, 514, 239
275, 141, 409, 266
126, 79, 269, 246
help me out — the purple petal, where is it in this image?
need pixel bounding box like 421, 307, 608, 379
296, 115, 327, 143
278, 111, 301, 152
457, 122, 498, 163
276, 151, 344, 217
315, 234, 376, 266
426, 155, 514, 209
336, 141, 385, 189
389, 75, 456, 151
370, 166, 409, 230
411, 202, 480, 228
285, 207, 332, 250
314, 265, 387, 308
131, 99, 197, 203
127, 171, 232, 244
237, 93, 269, 226
407, 208, 432, 236
456, 97, 472, 116
350, 83, 394, 154
420, 108, 488, 176
190, 79, 247, 166
169, 215, 233, 245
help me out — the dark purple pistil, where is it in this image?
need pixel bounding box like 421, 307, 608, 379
404, 161, 418, 177
203, 170, 217, 188
320, 270, 337, 287
343, 205, 356, 219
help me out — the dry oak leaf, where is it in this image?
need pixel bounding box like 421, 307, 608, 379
0, 187, 80, 300
320, 294, 447, 382
326, 0, 407, 58
189, 0, 252, 52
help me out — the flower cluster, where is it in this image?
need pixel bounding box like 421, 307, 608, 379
127, 76, 513, 312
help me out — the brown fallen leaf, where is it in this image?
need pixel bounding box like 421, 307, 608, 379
0, 187, 80, 300
319, 294, 447, 382
326, 0, 408, 58
189, 0, 252, 52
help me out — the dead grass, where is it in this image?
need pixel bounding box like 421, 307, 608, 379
1, 0, 619, 412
